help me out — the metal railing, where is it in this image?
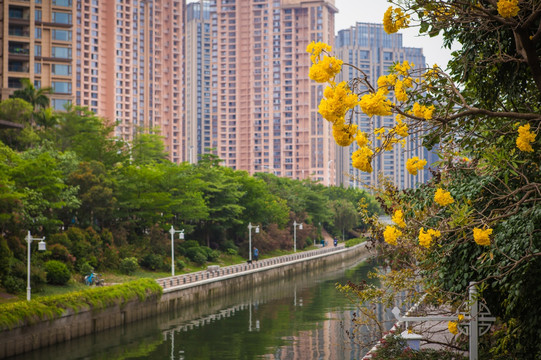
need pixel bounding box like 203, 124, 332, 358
157, 244, 355, 289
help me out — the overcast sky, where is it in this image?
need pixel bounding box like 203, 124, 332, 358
334, 0, 456, 69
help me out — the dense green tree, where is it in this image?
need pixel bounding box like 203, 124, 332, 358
192, 154, 245, 247
54, 106, 124, 167
330, 199, 358, 241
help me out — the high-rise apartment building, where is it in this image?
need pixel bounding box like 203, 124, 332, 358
335, 22, 433, 190
76, 0, 185, 163
0, 0, 75, 110
209, 0, 337, 183
185, 0, 213, 163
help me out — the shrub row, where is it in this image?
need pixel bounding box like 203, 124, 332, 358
0, 278, 162, 330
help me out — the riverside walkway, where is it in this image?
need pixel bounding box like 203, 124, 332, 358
156, 243, 356, 290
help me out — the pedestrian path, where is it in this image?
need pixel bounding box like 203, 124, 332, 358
156, 243, 350, 290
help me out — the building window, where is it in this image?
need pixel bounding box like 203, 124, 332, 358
52, 29, 72, 41
53, 0, 72, 6
52, 46, 72, 59
52, 81, 72, 94
52, 11, 72, 24
52, 64, 71, 75
51, 99, 71, 111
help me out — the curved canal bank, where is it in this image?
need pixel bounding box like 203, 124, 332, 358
0, 243, 370, 358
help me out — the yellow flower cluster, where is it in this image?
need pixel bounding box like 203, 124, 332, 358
448, 321, 458, 335
448, 314, 464, 335
434, 188, 454, 206
309, 55, 343, 83
516, 123, 536, 152
406, 157, 427, 175
318, 82, 359, 125
359, 89, 393, 117
307, 41, 343, 83
377, 74, 398, 94
384, 225, 402, 245
394, 61, 413, 76
395, 115, 409, 137
356, 131, 369, 147
412, 103, 435, 120
497, 0, 520, 18
383, 6, 410, 34
333, 123, 358, 147
306, 41, 331, 63
473, 227, 493, 246
352, 146, 374, 173
392, 209, 406, 228
418, 227, 441, 248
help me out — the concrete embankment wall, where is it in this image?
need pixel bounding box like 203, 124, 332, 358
0, 244, 369, 358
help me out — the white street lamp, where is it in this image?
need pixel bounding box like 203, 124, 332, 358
26, 231, 46, 301
293, 221, 303, 252
248, 222, 260, 263
169, 226, 184, 276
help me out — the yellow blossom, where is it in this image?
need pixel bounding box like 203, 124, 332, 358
418, 227, 441, 248
377, 74, 398, 94
497, 0, 519, 18
318, 82, 359, 124
306, 41, 332, 63
395, 80, 408, 102
394, 61, 413, 76
473, 227, 493, 246
448, 321, 458, 335
434, 188, 454, 206
406, 157, 427, 175
412, 103, 435, 120
383, 225, 402, 246
395, 115, 409, 137
352, 146, 374, 173
516, 123, 536, 152
356, 131, 369, 147
360, 89, 393, 117
309, 55, 343, 83
392, 210, 406, 228
333, 123, 358, 147
383, 7, 410, 34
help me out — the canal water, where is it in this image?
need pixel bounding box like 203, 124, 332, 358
10, 258, 393, 360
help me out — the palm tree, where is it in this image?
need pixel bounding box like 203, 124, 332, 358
11, 78, 52, 111
11, 78, 53, 127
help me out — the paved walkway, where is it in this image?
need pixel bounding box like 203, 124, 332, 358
156, 243, 350, 290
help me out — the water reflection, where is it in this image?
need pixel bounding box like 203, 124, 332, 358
9, 258, 394, 360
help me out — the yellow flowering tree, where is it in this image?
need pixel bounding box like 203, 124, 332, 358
311, 1, 541, 357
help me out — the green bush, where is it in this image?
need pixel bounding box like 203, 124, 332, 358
175, 259, 186, 271
0, 279, 163, 330
180, 240, 200, 250
345, 237, 366, 248
45, 260, 71, 285
141, 254, 164, 271
185, 247, 207, 265
2, 276, 25, 294
220, 239, 238, 253
78, 261, 94, 276
119, 257, 139, 275
226, 248, 238, 256
200, 246, 219, 262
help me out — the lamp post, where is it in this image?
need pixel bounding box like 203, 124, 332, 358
293, 221, 303, 252
26, 231, 46, 301
248, 222, 260, 263
169, 226, 184, 276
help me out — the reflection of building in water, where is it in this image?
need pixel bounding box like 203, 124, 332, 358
264, 310, 368, 360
